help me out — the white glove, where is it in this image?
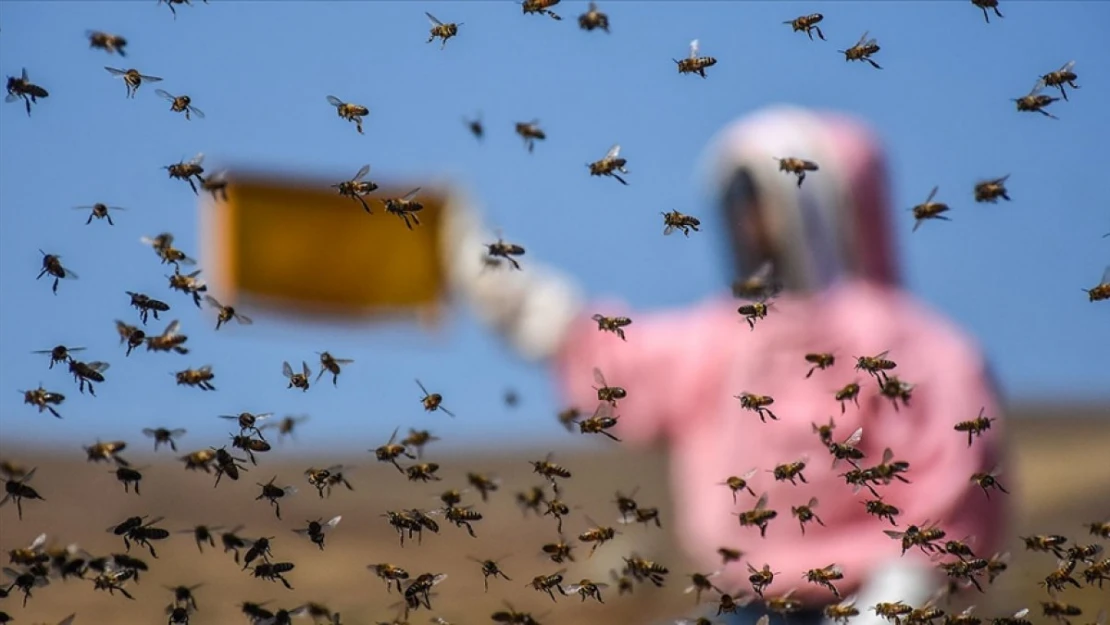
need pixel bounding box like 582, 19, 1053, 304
835, 559, 939, 625
440, 191, 586, 362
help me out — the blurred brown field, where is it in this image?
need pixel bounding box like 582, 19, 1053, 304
1, 407, 1108, 625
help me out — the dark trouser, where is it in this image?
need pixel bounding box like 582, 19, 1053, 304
722, 604, 826, 625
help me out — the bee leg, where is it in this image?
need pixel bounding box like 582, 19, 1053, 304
187, 178, 198, 195
816, 27, 826, 41
53, 277, 60, 294
981, 8, 989, 23
868, 59, 883, 70
24, 97, 31, 116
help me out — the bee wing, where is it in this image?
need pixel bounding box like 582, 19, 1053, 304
754, 492, 769, 510
740, 467, 758, 480
856, 31, 869, 46
426, 11, 443, 25
302, 361, 311, 377
163, 319, 181, 337
234, 312, 254, 325
187, 105, 205, 119
105, 66, 127, 76
883, 530, 904, 539
142, 428, 159, 437
925, 186, 939, 204
324, 515, 342, 530
402, 187, 422, 201
606, 144, 621, 160
756, 616, 770, 625
881, 448, 894, 464
415, 378, 430, 396
566, 583, 585, 593
154, 88, 175, 101
140, 74, 163, 82
1013, 609, 1030, 620
1101, 265, 1110, 284
28, 532, 48, 551
689, 39, 699, 59
1028, 80, 1045, 96
592, 401, 614, 419
170, 428, 187, 436
353, 164, 370, 181
188, 153, 204, 166
837, 595, 858, 609
1059, 60, 1076, 73
57, 614, 77, 625
592, 367, 607, 386
326, 95, 344, 107
843, 427, 864, 447
282, 361, 294, 378
88, 361, 110, 372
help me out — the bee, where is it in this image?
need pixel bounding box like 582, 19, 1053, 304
541, 533, 576, 564
126, 291, 169, 325
415, 378, 455, 417
1084, 558, 1110, 587
747, 562, 778, 597
200, 170, 229, 200
425, 12, 462, 49
543, 498, 575, 533
792, 497, 826, 535
282, 360, 311, 392
573, 402, 622, 442
73, 201, 128, 226
85, 440, 129, 466
874, 602, 915, 625
154, 89, 204, 120
375, 427, 416, 473
31, 344, 86, 370
907, 599, 948, 625
803, 564, 844, 598
879, 376, 915, 411
383, 188, 425, 230
69, 360, 109, 396
293, 515, 342, 550
36, 251, 77, 295
954, 407, 997, 447
406, 462, 442, 483
1013, 82, 1060, 119
332, 164, 379, 213
623, 554, 670, 587
828, 426, 865, 468
613, 486, 642, 521
529, 569, 568, 602
158, 0, 208, 19
684, 570, 724, 604
369, 562, 411, 593
839, 31, 882, 69
1086, 519, 1110, 540
466, 472, 500, 501
141, 232, 196, 266
1, 466, 45, 520
835, 381, 862, 413
253, 562, 295, 590
737, 299, 773, 330
884, 521, 946, 555
166, 582, 202, 613
484, 235, 526, 272
92, 562, 137, 599
212, 446, 248, 486
164, 153, 206, 194
766, 590, 803, 617
579, 516, 618, 557
327, 95, 369, 134
530, 453, 572, 493
937, 558, 989, 593
556, 407, 582, 432
490, 601, 543, 625
112, 464, 148, 495
7, 533, 48, 567
733, 261, 782, 301
825, 597, 861, 625
943, 536, 979, 561
974, 175, 1011, 203
804, 352, 837, 379
1041, 559, 1083, 595
5, 68, 49, 116
113, 320, 145, 356
863, 498, 901, 526
517, 485, 547, 517
304, 465, 353, 498
910, 186, 952, 232
785, 13, 825, 41
104, 66, 162, 98
521, 0, 562, 21
1041, 601, 1083, 625
735, 493, 778, 537
855, 350, 896, 383
146, 319, 189, 354
308, 351, 354, 387
624, 506, 662, 529
1066, 543, 1104, 566
200, 295, 252, 330
167, 269, 207, 308
592, 367, 627, 405
608, 568, 635, 596
721, 468, 759, 503
675, 39, 717, 78
256, 476, 297, 520
567, 578, 609, 604
175, 365, 216, 391
971, 0, 1004, 23
178, 449, 216, 473
587, 143, 630, 185
515, 120, 546, 153
1083, 266, 1110, 302
771, 456, 810, 486
986, 551, 1011, 583
578, 2, 609, 32
177, 524, 221, 553
457, 111, 484, 141
437, 505, 483, 537
774, 157, 821, 188
1037, 60, 1080, 102
231, 432, 272, 465
118, 516, 170, 558
400, 572, 448, 618
736, 392, 778, 422
970, 465, 1009, 499
467, 555, 512, 592
945, 607, 983, 625
87, 30, 128, 55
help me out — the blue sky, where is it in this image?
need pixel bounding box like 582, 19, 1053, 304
1, 1, 1107, 453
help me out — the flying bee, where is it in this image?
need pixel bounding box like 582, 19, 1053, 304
5, 68, 49, 116
839, 31, 882, 69
907, 599, 948, 625
87, 30, 128, 55
943, 536, 978, 561
567, 578, 609, 604
804, 564, 844, 598
1084, 559, 1110, 587
425, 12, 462, 49
588, 316, 632, 344
735, 493, 778, 537
785, 13, 825, 40
528, 569, 568, 602
164, 153, 206, 194
684, 570, 724, 604
283, 360, 311, 391
937, 558, 988, 593
954, 407, 997, 447
737, 299, 773, 330
1040, 601, 1083, 625
177, 524, 221, 553
971, 0, 1004, 23
466, 472, 500, 501
484, 233, 527, 270
146, 319, 189, 354
8, 533, 48, 567
374, 427, 416, 473
863, 498, 901, 526
167, 269, 207, 307
521, 0, 562, 21
587, 143, 630, 185
178, 449, 215, 473
613, 486, 642, 520
369, 562, 411, 593
828, 426, 865, 468
578, 1, 609, 32
85, 440, 129, 466
112, 464, 147, 495
436, 505, 483, 537
327, 95, 369, 134
541, 534, 576, 564
721, 469, 758, 503
331, 164, 379, 213
868, 447, 912, 485
974, 175, 1011, 203
1036, 60, 1080, 102
592, 367, 627, 405
468, 555, 511, 592
401, 572, 447, 617
515, 120, 546, 153
625, 506, 662, 529
885, 521, 946, 555
175, 365, 216, 390
747, 563, 778, 597
970, 466, 1009, 499
305, 465, 353, 498
383, 188, 424, 230
415, 378, 455, 417
1013, 81, 1060, 119
68, 360, 109, 396
874, 602, 915, 625
141, 232, 196, 266
771, 456, 810, 485
155, 89, 204, 120
911, 186, 952, 232
517, 486, 547, 517
774, 157, 820, 188
230, 433, 271, 465
792, 497, 826, 535
126, 291, 170, 325
985, 551, 1011, 583
1086, 520, 1110, 539
825, 597, 861, 625
805, 352, 837, 378
835, 381, 862, 413
203, 295, 253, 330
624, 554, 670, 587
119, 516, 170, 558
543, 498, 575, 533
766, 590, 803, 617
879, 376, 915, 411
256, 476, 296, 520
115, 320, 145, 356
459, 111, 484, 141
104, 66, 162, 98
579, 516, 618, 557
36, 251, 77, 295
557, 407, 581, 432
658, 209, 702, 237
293, 515, 342, 550
675, 39, 717, 78
313, 351, 354, 387
1, 466, 45, 520
574, 402, 622, 442
32, 344, 86, 370
530, 453, 572, 494
1041, 560, 1083, 595
733, 261, 782, 301
211, 446, 247, 486
253, 562, 295, 590
736, 392, 778, 422
73, 201, 127, 226
92, 562, 137, 599
855, 350, 896, 383
167, 605, 193, 625
1083, 266, 1110, 302
1065, 543, 1103, 565
945, 607, 983, 625
406, 462, 442, 483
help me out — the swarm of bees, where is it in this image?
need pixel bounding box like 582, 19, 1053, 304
3, 3, 1106, 625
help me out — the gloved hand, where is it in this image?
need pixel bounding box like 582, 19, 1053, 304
821, 559, 938, 625
439, 191, 586, 362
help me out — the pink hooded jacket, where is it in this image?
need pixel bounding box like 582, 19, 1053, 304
552, 106, 1008, 604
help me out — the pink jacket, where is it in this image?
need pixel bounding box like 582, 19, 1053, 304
552, 108, 1007, 604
